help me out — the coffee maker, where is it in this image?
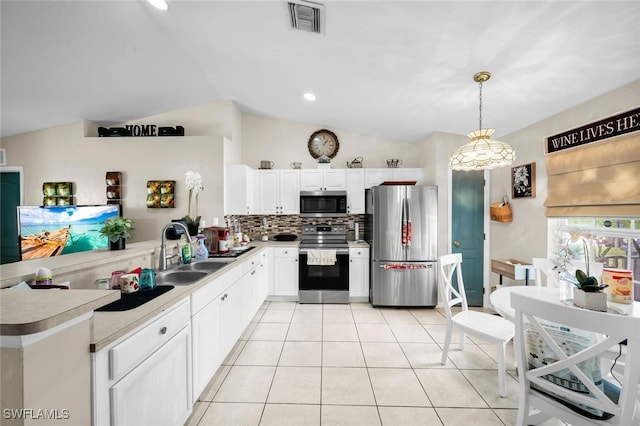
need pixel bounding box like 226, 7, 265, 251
203, 226, 234, 254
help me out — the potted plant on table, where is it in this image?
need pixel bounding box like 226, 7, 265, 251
183, 171, 204, 236
573, 236, 608, 311
99, 216, 134, 250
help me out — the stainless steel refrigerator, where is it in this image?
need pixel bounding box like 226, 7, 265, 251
365, 185, 437, 307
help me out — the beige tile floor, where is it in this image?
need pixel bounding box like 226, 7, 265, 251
185, 302, 567, 426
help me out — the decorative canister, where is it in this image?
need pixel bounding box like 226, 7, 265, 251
139, 268, 156, 291
603, 268, 633, 304
119, 273, 140, 294
110, 270, 127, 289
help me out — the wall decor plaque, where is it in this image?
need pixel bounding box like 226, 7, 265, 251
147, 180, 175, 208
512, 162, 536, 199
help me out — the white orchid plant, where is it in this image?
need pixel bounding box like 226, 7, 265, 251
184, 171, 204, 225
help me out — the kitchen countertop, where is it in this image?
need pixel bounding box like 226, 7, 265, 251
0, 240, 162, 289
89, 253, 248, 352
1, 239, 369, 351
1, 289, 120, 336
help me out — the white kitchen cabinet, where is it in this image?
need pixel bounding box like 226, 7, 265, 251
246, 249, 269, 313
259, 169, 300, 215
270, 247, 299, 297
346, 169, 365, 214
225, 164, 258, 215
110, 326, 192, 426
364, 169, 393, 188
349, 247, 370, 299
190, 248, 268, 399
392, 168, 424, 184
191, 294, 223, 399
364, 168, 424, 188
300, 168, 346, 191
92, 298, 192, 426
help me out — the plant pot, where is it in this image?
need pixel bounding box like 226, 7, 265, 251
187, 223, 199, 236
109, 237, 126, 251
573, 288, 608, 312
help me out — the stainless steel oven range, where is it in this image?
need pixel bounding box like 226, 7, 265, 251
298, 224, 349, 304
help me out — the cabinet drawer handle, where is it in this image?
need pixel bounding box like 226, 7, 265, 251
160, 327, 167, 335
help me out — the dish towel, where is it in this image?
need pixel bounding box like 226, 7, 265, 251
306, 249, 337, 266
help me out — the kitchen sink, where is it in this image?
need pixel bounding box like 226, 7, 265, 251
155, 270, 208, 286
176, 261, 229, 273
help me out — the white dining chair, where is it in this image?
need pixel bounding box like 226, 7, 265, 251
532, 258, 560, 288
511, 291, 640, 426
439, 253, 515, 397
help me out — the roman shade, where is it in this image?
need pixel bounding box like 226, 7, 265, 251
544, 133, 640, 217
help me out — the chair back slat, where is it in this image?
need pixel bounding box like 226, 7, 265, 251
512, 291, 640, 425
439, 253, 468, 315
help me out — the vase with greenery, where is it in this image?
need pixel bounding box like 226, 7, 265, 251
183, 170, 204, 235
99, 216, 134, 250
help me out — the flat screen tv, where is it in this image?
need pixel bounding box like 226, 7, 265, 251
18, 205, 122, 261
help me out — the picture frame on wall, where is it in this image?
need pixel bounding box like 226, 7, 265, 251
512, 162, 536, 199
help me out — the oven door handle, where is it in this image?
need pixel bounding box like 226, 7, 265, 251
299, 248, 350, 255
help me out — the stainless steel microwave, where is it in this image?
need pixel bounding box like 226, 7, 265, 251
299, 191, 347, 217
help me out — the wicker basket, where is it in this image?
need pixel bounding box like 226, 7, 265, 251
490, 202, 512, 223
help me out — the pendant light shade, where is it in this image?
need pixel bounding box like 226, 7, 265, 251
449, 72, 515, 171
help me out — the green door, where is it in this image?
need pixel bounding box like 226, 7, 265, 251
1, 170, 22, 264
451, 170, 484, 306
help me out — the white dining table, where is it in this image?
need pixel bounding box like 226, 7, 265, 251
490, 285, 640, 323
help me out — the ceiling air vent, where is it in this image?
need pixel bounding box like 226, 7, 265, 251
287, 1, 324, 34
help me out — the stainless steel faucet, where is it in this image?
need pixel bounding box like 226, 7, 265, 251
158, 223, 193, 271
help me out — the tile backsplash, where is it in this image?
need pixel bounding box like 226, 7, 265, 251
224, 215, 365, 240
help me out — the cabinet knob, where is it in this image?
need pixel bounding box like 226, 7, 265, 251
251, 270, 256, 275
159, 327, 167, 335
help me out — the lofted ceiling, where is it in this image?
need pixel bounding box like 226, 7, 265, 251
1, 0, 639, 143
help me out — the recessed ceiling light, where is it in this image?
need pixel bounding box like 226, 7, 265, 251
303, 93, 316, 101
147, 0, 170, 11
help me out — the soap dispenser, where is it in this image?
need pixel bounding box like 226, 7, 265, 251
195, 235, 209, 260
181, 235, 192, 264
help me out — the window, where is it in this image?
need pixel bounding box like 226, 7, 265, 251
549, 217, 640, 285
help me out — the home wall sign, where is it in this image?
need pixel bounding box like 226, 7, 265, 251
98, 125, 185, 137
546, 106, 640, 154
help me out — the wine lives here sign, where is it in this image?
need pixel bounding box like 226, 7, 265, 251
546, 106, 640, 154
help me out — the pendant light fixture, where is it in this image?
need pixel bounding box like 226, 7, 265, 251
449, 71, 515, 171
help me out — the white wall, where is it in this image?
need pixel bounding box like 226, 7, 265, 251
1, 122, 225, 243
241, 112, 420, 170
489, 79, 640, 282
2, 79, 637, 264
418, 131, 468, 260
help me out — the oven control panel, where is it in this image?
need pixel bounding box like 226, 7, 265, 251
302, 225, 346, 235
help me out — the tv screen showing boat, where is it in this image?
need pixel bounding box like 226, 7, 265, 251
18, 205, 122, 260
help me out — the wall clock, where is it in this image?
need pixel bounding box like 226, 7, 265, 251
308, 129, 339, 159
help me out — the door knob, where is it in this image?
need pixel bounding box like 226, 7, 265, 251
452, 240, 461, 247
